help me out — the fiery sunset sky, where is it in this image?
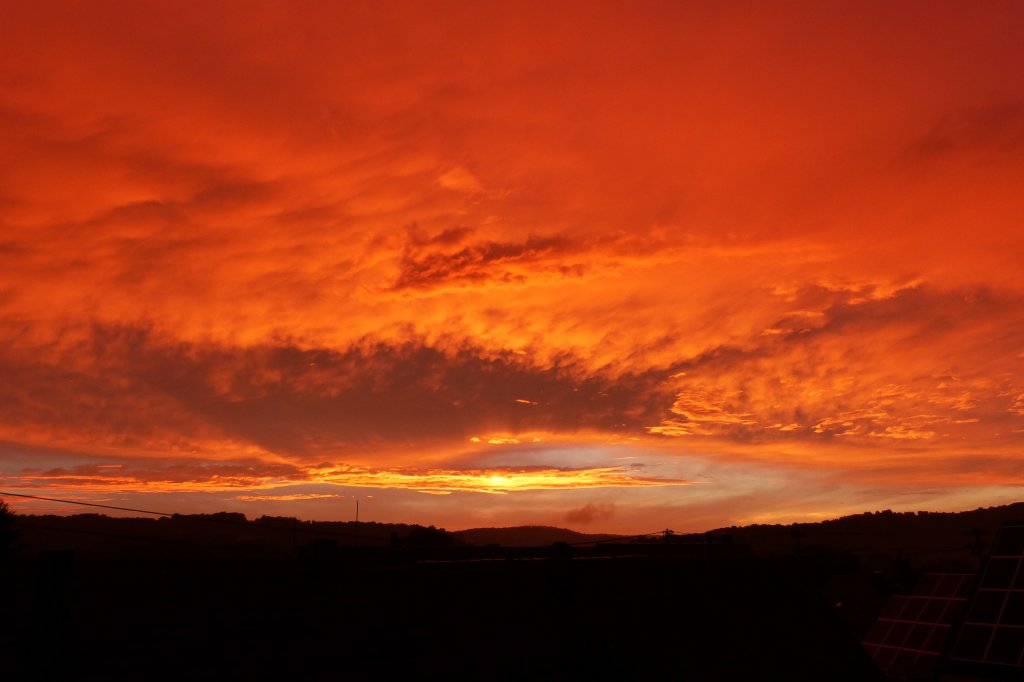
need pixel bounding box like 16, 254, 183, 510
2, 1, 1023, 532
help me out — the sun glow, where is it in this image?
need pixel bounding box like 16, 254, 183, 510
3, 461, 690, 496
309, 465, 690, 495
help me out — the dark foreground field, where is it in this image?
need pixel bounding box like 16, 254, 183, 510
1, 548, 883, 681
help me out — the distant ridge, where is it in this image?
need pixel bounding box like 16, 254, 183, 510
7, 494, 1023, 558
711, 501, 1024, 563
456, 501, 1024, 552
454, 525, 620, 547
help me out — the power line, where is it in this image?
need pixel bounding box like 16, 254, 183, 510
0, 490, 387, 545
1, 490, 176, 518
4, 489, 671, 548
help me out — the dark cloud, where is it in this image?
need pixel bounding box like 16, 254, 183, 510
15, 460, 306, 487
390, 226, 679, 292
393, 230, 582, 291
905, 100, 1024, 161
674, 284, 1024, 372
0, 323, 678, 458
565, 502, 616, 525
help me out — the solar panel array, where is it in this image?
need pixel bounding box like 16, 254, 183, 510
863, 572, 971, 678
950, 521, 1024, 669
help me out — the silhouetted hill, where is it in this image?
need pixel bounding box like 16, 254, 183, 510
7, 511, 455, 559
455, 525, 620, 547
6, 500, 1024, 562
7, 499, 1024, 680
713, 501, 1024, 571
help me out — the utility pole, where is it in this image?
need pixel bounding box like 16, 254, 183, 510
354, 499, 359, 548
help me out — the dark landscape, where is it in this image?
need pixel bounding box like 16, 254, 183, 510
3, 499, 1023, 680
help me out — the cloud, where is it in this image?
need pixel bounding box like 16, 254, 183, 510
2, 280, 1023, 483
1, 1, 1023, 529
438, 166, 483, 193
648, 284, 1024, 452
234, 493, 339, 501
0, 322, 680, 460
905, 100, 1024, 161
1, 457, 308, 492
393, 230, 580, 291
0, 454, 689, 496
388, 226, 682, 294
565, 502, 616, 525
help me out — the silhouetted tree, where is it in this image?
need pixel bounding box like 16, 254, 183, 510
0, 498, 16, 559
405, 525, 452, 546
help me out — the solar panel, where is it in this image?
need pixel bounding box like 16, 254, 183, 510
950, 520, 1024, 669
863, 572, 972, 678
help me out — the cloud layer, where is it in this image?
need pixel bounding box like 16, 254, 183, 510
1, 1, 1023, 530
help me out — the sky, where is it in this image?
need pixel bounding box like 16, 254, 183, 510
1, 1, 1023, 533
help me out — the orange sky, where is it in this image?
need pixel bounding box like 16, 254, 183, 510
2, 1, 1023, 532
